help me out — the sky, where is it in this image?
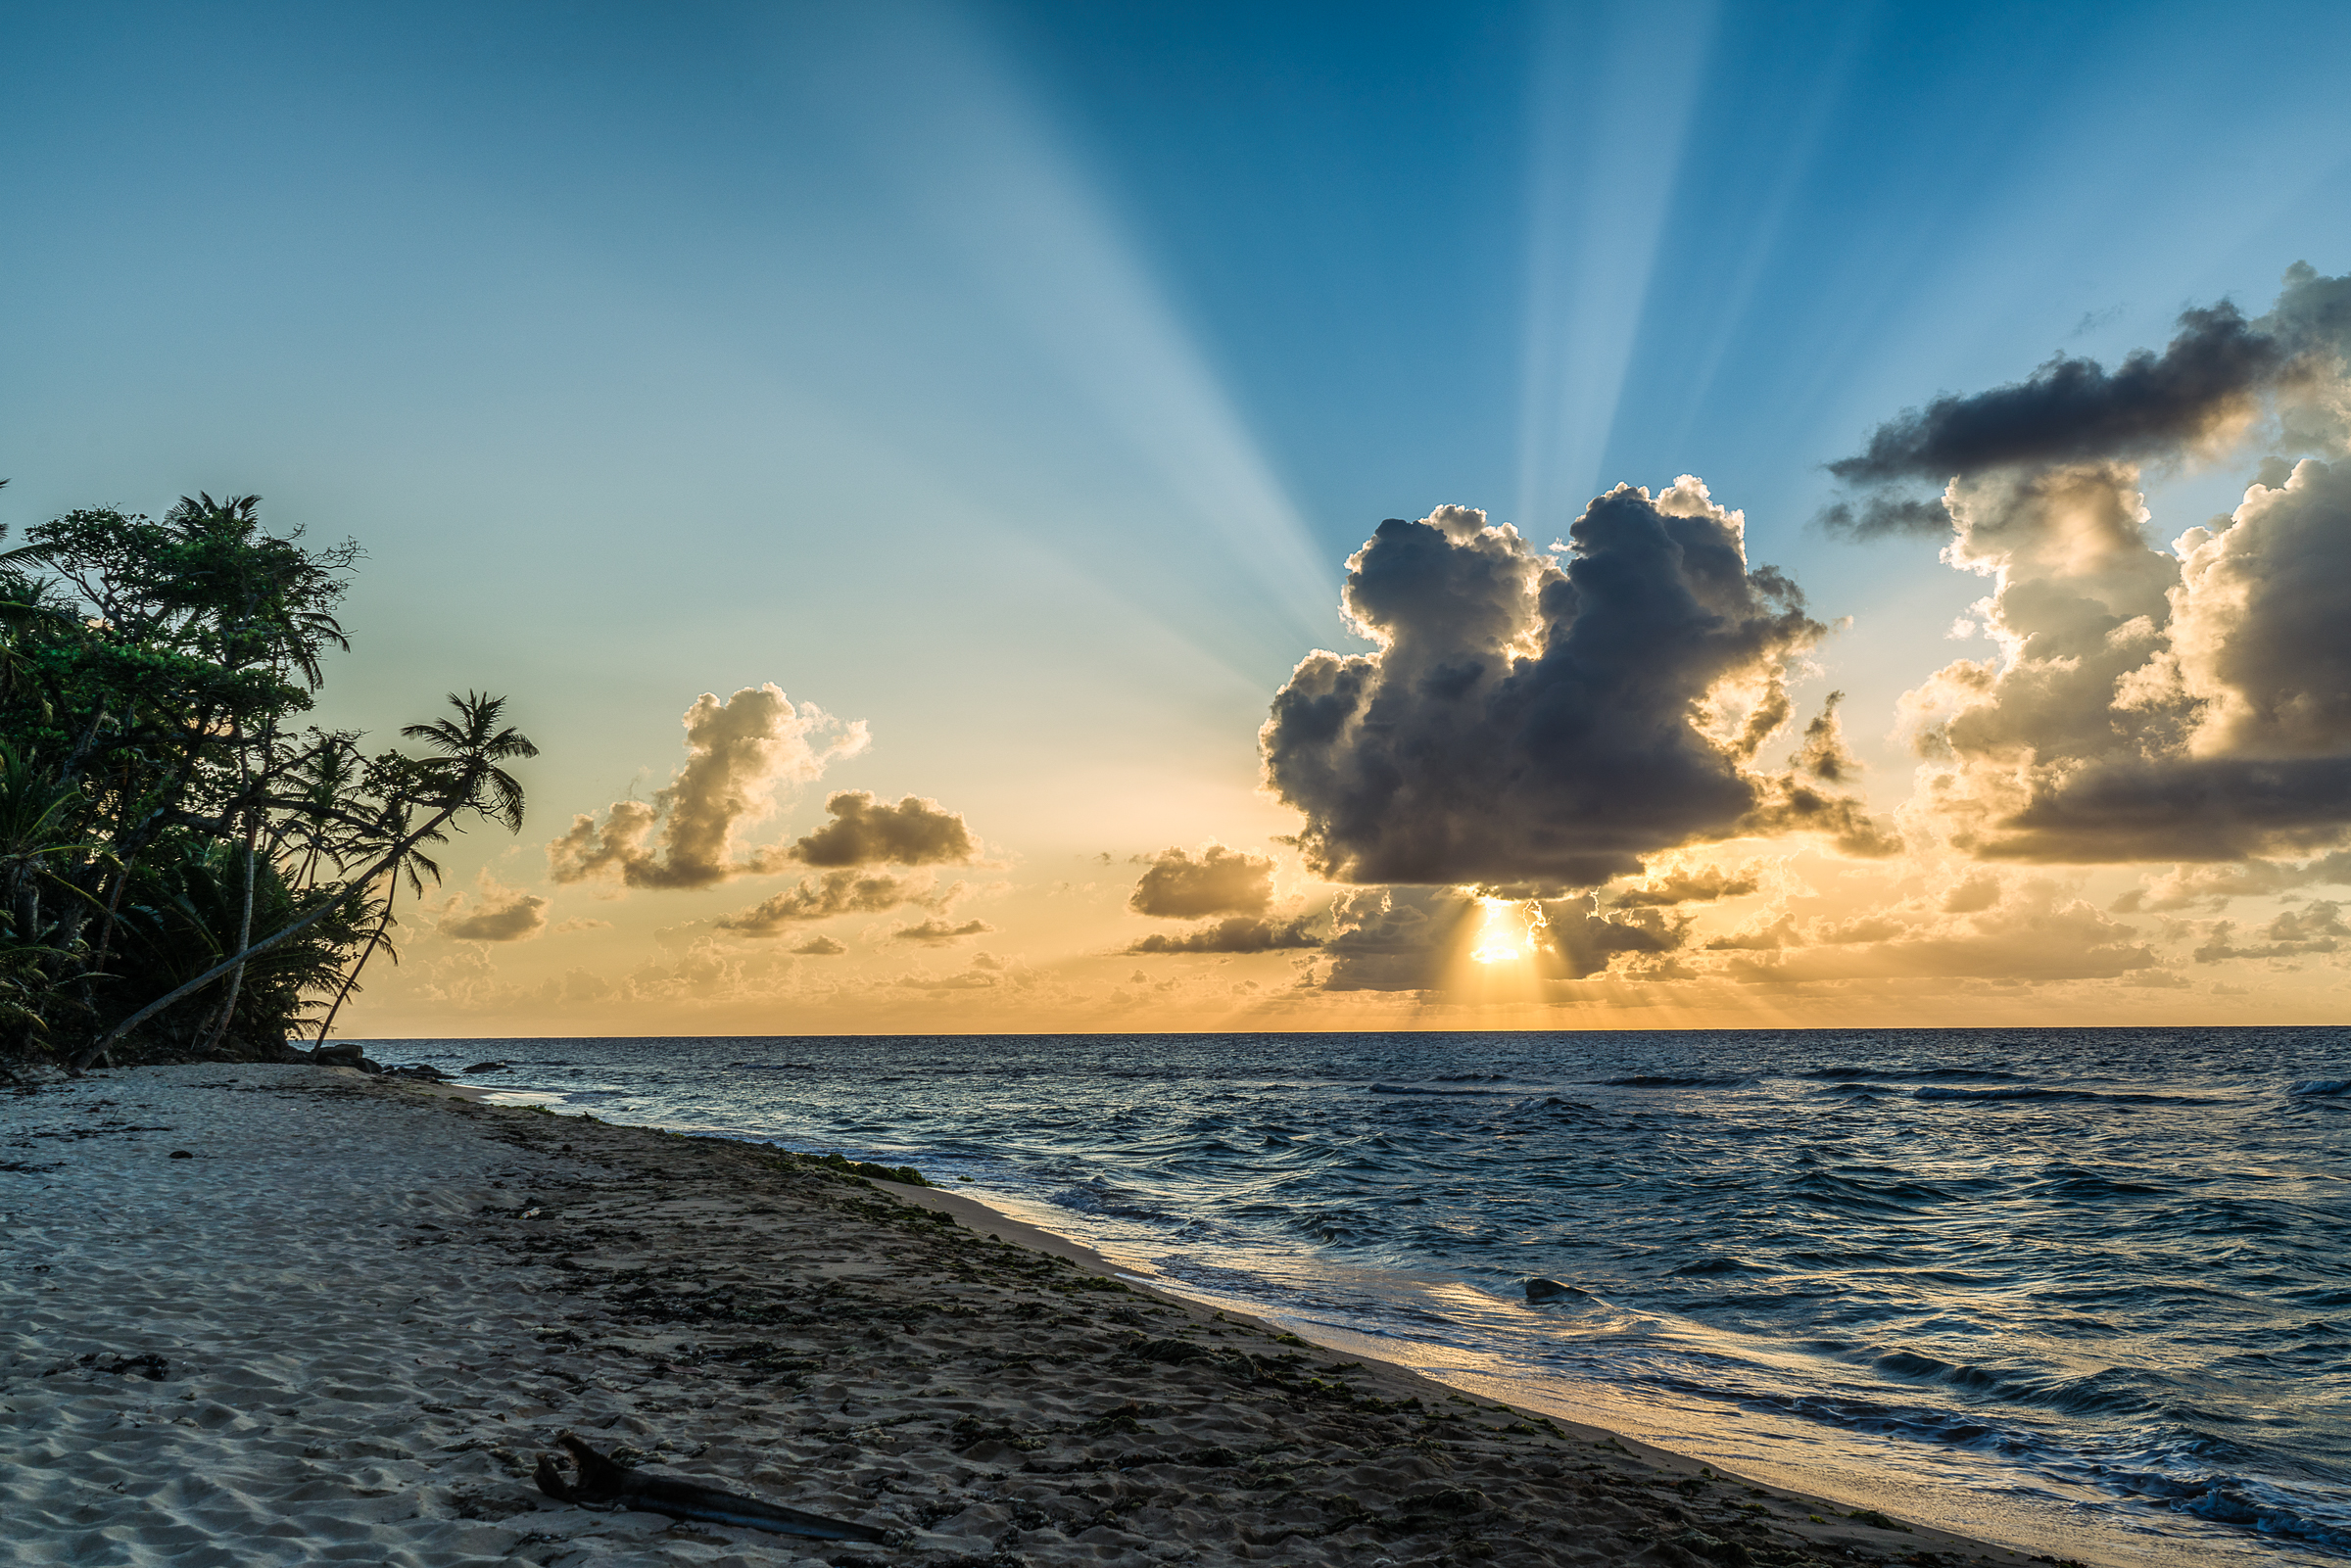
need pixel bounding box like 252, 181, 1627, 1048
7, 0, 2351, 1034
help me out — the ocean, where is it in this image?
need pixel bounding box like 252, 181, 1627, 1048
363, 1028, 2350, 1564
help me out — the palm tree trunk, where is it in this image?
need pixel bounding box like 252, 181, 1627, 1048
313, 876, 396, 1045
200, 732, 264, 1057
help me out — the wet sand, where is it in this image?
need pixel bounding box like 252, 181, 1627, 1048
2, 1064, 2064, 1567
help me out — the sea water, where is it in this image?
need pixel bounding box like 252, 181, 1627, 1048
369, 1028, 2350, 1564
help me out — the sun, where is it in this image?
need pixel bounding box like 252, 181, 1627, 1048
1470, 897, 1548, 964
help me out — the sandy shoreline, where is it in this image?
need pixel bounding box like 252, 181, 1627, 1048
3, 1065, 2063, 1567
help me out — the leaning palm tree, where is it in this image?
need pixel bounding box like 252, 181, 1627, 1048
309, 799, 446, 1044
71, 692, 535, 1070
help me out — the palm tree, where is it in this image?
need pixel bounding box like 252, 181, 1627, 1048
71, 692, 535, 1070
310, 800, 446, 1045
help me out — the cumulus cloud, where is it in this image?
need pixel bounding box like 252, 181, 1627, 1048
1127, 916, 1319, 955
893, 953, 1036, 992
1128, 843, 1276, 919
1313, 886, 1691, 989
1719, 879, 2157, 984
1319, 887, 1466, 991
1825, 264, 2351, 535
791, 790, 980, 868
437, 874, 549, 943
1546, 903, 1686, 978
2114, 851, 2351, 912
1824, 304, 2289, 512
548, 685, 869, 889
1262, 488, 1892, 891
713, 871, 937, 935
891, 918, 994, 946
1831, 266, 2351, 864
1607, 865, 1760, 908
2192, 901, 2349, 963
791, 934, 847, 955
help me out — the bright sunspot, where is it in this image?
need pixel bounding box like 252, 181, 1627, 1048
1470, 897, 1548, 964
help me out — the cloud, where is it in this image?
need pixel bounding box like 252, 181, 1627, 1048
791, 934, 847, 955
1720, 880, 2157, 984
891, 918, 994, 946
1607, 865, 1759, 908
1261, 489, 1891, 891
2158, 457, 2351, 756
436, 874, 549, 943
551, 917, 611, 934
2192, 900, 2349, 963
791, 790, 980, 868
548, 685, 869, 889
714, 871, 937, 935
1313, 886, 1688, 988
893, 952, 1036, 992
1824, 302, 2289, 505
1546, 903, 1687, 979
1127, 915, 1319, 954
2114, 850, 2351, 912
1128, 843, 1275, 918
1828, 267, 2351, 865
1319, 887, 1466, 991
1824, 265, 2351, 533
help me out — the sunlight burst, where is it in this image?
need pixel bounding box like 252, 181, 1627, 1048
1470, 897, 1549, 964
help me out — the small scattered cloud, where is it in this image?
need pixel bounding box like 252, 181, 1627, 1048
891, 918, 994, 946
715, 871, 938, 936
1609, 866, 1759, 908
791, 790, 980, 868
548, 684, 868, 890
551, 917, 611, 934
791, 934, 847, 956
1128, 915, 1319, 954
437, 873, 549, 943
2192, 901, 2349, 963
1129, 843, 1276, 919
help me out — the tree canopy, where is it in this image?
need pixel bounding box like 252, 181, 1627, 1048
0, 484, 535, 1068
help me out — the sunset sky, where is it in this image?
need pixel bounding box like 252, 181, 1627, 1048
9, 1, 2351, 1033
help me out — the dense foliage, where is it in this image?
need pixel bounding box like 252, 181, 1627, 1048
0, 486, 534, 1068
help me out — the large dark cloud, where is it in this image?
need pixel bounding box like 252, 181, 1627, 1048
1127, 916, 1319, 955
1128, 844, 1275, 919
1825, 267, 2351, 865
1828, 304, 2286, 496
1824, 263, 2351, 537
792, 790, 980, 868
1261, 487, 1890, 889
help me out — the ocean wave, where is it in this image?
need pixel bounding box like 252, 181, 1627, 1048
2288, 1077, 2350, 1098
1911, 1085, 2232, 1106
1047, 1179, 1181, 1224
1596, 1073, 1748, 1088
1797, 1066, 2024, 1082
1366, 1082, 1516, 1096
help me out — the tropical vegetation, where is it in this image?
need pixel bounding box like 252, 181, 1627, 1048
0, 484, 534, 1069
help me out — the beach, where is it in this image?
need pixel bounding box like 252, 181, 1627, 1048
5, 1064, 2058, 1566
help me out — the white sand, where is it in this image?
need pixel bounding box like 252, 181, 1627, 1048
2, 1065, 2039, 1567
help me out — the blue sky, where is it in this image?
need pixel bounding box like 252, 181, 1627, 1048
8, 1, 2351, 1030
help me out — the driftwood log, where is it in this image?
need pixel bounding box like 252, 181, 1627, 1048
534, 1431, 889, 1543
